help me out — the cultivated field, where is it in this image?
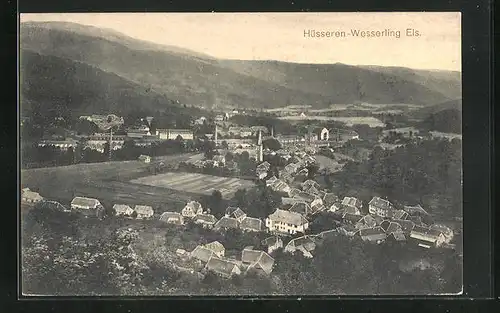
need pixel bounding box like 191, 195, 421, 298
130, 172, 254, 198
21, 153, 201, 212
278, 116, 386, 127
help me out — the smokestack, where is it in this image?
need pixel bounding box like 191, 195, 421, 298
271, 127, 274, 137
258, 130, 263, 162
215, 124, 218, 146
109, 128, 113, 160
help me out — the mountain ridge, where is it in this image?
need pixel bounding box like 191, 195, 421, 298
20, 21, 462, 110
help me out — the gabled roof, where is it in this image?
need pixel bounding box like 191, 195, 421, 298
242, 248, 275, 274
225, 206, 246, 218
194, 213, 217, 224
113, 204, 132, 213
386, 222, 402, 234
159, 211, 183, 222
240, 217, 263, 231
71, 197, 100, 208
214, 217, 239, 229
411, 225, 443, 239
204, 241, 225, 253
342, 197, 363, 209
390, 209, 409, 220
289, 188, 302, 197
393, 219, 415, 232
184, 201, 202, 212
262, 236, 283, 247
389, 231, 407, 241
342, 212, 363, 224
287, 235, 316, 252
360, 214, 377, 228
305, 186, 321, 196
404, 204, 429, 215
266, 176, 278, 184
205, 256, 240, 277
22, 189, 43, 201
289, 202, 310, 215
310, 203, 326, 214
134, 205, 154, 215
257, 161, 271, 170
368, 197, 394, 211
294, 192, 317, 203
359, 227, 387, 241
191, 245, 215, 263
301, 180, 321, 190
268, 209, 308, 226
344, 205, 361, 215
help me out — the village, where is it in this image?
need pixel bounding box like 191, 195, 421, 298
21, 112, 458, 281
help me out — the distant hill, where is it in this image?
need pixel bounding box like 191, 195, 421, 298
21, 22, 462, 110
20, 50, 180, 118
410, 99, 462, 120
420, 108, 462, 134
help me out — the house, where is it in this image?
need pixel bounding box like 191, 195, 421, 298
381, 221, 403, 235
301, 180, 320, 191
250, 126, 269, 135
357, 227, 388, 244
241, 248, 275, 274
157, 129, 194, 140
257, 161, 271, 172
205, 256, 241, 278
284, 163, 299, 174
430, 224, 454, 244
190, 245, 215, 263
280, 172, 294, 184
284, 236, 316, 258
330, 128, 360, 141
368, 197, 394, 217
71, 197, 102, 210
404, 204, 430, 216
322, 193, 340, 208
204, 241, 225, 258
261, 236, 284, 254
388, 209, 409, 220
159, 212, 184, 225
239, 217, 264, 232
37, 138, 78, 151
266, 176, 278, 186
382, 127, 420, 138
341, 197, 363, 215
21, 188, 43, 204
342, 212, 363, 225
138, 155, 151, 163
294, 192, 319, 205
289, 201, 311, 216
393, 219, 415, 233
127, 129, 150, 138
288, 188, 302, 198
182, 201, 203, 218
193, 213, 217, 228
313, 127, 329, 141
213, 216, 239, 230
176, 248, 188, 256
134, 205, 154, 219
410, 226, 447, 248
387, 230, 407, 242
265, 209, 309, 235
225, 207, 247, 222
357, 214, 378, 228
113, 204, 134, 217
328, 201, 342, 213
213, 155, 226, 166
270, 180, 291, 194
296, 168, 309, 177
310, 202, 326, 215
257, 170, 268, 180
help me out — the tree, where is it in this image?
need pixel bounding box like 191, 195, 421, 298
263, 138, 282, 151
206, 190, 224, 218
221, 140, 229, 150
306, 163, 320, 179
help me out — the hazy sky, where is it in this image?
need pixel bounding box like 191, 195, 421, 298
21, 12, 461, 71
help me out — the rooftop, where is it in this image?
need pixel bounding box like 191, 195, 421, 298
268, 209, 308, 226
240, 217, 263, 231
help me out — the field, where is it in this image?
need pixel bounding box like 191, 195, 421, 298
21, 153, 202, 212
130, 172, 255, 198
278, 116, 386, 127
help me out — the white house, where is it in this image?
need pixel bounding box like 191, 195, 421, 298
341, 196, 363, 215
71, 197, 102, 210
203, 241, 225, 258
182, 201, 203, 218
157, 129, 194, 140
134, 205, 154, 219
113, 204, 134, 217
21, 188, 43, 204
138, 155, 151, 163
265, 209, 309, 235
368, 197, 394, 217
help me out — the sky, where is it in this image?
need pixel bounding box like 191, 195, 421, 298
21, 12, 461, 71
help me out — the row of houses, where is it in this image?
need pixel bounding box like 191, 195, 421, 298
187, 242, 275, 278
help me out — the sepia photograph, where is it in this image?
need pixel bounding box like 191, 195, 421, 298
19, 12, 462, 296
